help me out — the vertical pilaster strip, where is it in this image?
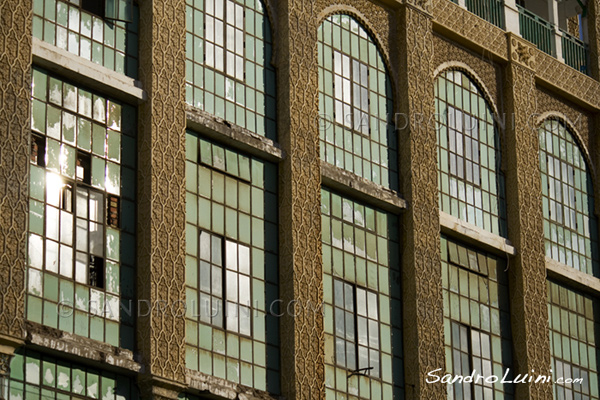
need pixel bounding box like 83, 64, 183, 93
504, 36, 552, 400
397, 4, 446, 399
0, 0, 31, 347
137, 0, 187, 396
587, 0, 600, 80
276, 1, 324, 399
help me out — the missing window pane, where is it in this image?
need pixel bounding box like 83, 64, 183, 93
61, 184, 73, 212
31, 134, 46, 167
76, 151, 91, 184
88, 255, 104, 288
81, 0, 105, 18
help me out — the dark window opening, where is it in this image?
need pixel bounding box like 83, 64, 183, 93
76, 151, 91, 185
61, 185, 73, 212
31, 134, 46, 167
89, 255, 105, 288
81, 0, 105, 18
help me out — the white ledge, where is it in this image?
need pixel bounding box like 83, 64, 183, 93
546, 257, 600, 295
440, 211, 516, 255
32, 38, 145, 103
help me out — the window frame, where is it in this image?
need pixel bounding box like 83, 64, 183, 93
29, 133, 117, 292
196, 229, 254, 337
333, 278, 381, 378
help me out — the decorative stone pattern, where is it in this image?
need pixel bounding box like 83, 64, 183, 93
275, 0, 325, 397
502, 62, 553, 399
432, 0, 508, 60
509, 36, 537, 70
397, 5, 446, 399
536, 50, 600, 110
0, 0, 31, 341
536, 87, 593, 155
587, 0, 600, 80
137, 0, 187, 387
316, 0, 395, 78
433, 34, 502, 116
275, 1, 397, 398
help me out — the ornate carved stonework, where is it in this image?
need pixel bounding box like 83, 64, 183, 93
0, 353, 11, 376
536, 87, 593, 154
275, 0, 325, 397
503, 62, 553, 399
137, 0, 187, 386
587, 0, 600, 80
509, 36, 537, 70
432, 0, 508, 59
397, 4, 446, 399
433, 35, 502, 110
0, 0, 31, 342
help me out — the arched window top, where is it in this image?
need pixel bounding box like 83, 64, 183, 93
185, 0, 277, 140
318, 14, 397, 190
539, 118, 599, 277
435, 69, 506, 236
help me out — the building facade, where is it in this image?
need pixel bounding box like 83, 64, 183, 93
0, 0, 599, 399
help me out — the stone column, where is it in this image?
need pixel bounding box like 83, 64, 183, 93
397, 3, 446, 399
547, 0, 564, 61
503, 35, 553, 400
0, 0, 31, 368
275, 1, 324, 399
137, 0, 188, 397
504, 0, 522, 36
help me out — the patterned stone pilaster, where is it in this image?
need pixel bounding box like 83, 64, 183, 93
276, 1, 324, 399
137, 0, 188, 392
503, 36, 553, 400
397, 4, 446, 399
587, 0, 600, 80
0, 0, 31, 344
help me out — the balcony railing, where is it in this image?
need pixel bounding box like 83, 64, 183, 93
561, 30, 589, 74
518, 5, 555, 56
466, 0, 505, 29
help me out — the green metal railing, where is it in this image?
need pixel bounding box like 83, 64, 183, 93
561, 30, 589, 75
518, 5, 555, 56
466, 0, 505, 29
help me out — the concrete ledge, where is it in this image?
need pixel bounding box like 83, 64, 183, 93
186, 368, 277, 400
186, 105, 284, 163
440, 211, 516, 255
25, 321, 141, 373
546, 257, 600, 295
320, 161, 407, 214
32, 38, 146, 104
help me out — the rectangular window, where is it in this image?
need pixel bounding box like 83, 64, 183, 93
27, 68, 137, 349
441, 236, 513, 399
7, 350, 140, 399
32, 0, 139, 78
185, 132, 279, 393
548, 280, 599, 400
333, 279, 380, 377
197, 231, 252, 335
447, 106, 481, 186
449, 322, 494, 399
185, 0, 277, 139
204, 0, 244, 79
332, 50, 369, 135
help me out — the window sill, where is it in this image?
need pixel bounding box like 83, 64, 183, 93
440, 211, 516, 256
546, 256, 600, 295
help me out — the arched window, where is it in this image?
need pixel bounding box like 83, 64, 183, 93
318, 14, 397, 190
539, 119, 599, 276
185, 0, 276, 140
435, 70, 506, 236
